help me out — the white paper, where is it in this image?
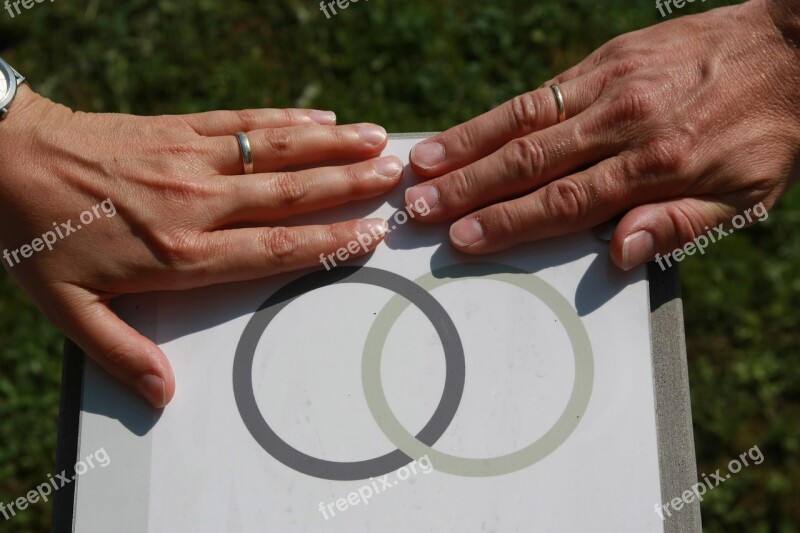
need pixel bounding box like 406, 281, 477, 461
72, 136, 664, 532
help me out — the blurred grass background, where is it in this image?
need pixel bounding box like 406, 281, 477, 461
0, 0, 797, 531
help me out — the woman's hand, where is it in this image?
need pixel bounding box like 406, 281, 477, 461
0, 87, 401, 407
405, 0, 800, 270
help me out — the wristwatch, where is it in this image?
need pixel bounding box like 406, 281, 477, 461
0, 57, 27, 120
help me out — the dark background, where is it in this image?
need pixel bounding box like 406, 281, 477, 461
1, 0, 798, 531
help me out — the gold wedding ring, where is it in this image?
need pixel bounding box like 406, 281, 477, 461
236, 132, 254, 175
550, 84, 566, 124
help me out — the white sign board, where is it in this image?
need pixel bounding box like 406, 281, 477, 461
53, 135, 700, 532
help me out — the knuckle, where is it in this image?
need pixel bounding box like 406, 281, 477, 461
618, 154, 644, 185
271, 172, 307, 207
160, 115, 196, 133
156, 229, 203, 268
612, 81, 659, 122
162, 139, 217, 171
341, 164, 366, 192
509, 91, 543, 131
439, 170, 473, 205
259, 227, 297, 267
327, 224, 352, 250
101, 342, 134, 367
280, 108, 299, 124
598, 58, 644, 90
173, 180, 220, 206
595, 34, 630, 62
609, 58, 644, 79
161, 179, 217, 205
333, 125, 352, 145
235, 109, 261, 131
484, 203, 521, 239
324, 224, 344, 247
259, 128, 292, 155
153, 140, 198, 160
143, 129, 206, 171
506, 137, 545, 181
663, 203, 703, 247
542, 179, 589, 223
444, 124, 477, 154
639, 136, 691, 177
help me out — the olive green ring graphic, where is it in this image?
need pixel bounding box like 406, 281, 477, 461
362, 262, 594, 477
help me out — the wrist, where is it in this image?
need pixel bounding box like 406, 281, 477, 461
0, 84, 48, 137
0, 86, 71, 193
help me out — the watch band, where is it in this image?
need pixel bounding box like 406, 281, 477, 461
11, 65, 25, 86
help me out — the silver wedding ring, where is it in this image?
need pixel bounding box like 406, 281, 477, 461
550, 84, 566, 124
236, 132, 254, 175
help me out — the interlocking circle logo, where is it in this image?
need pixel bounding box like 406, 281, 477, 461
233, 266, 465, 481
233, 263, 593, 481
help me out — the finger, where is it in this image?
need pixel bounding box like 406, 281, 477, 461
212, 157, 404, 225
178, 108, 338, 136
193, 219, 388, 284
64, 299, 175, 408
206, 123, 388, 175
611, 198, 748, 271
446, 157, 635, 253
408, 75, 601, 177
404, 114, 615, 222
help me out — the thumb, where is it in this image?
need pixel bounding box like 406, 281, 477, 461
64, 299, 176, 408
611, 197, 741, 271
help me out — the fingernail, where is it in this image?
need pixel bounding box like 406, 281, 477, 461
450, 217, 484, 247
357, 218, 388, 237
358, 124, 387, 146
405, 185, 439, 213
138, 374, 166, 408
411, 141, 445, 169
375, 157, 403, 178
310, 110, 336, 125
621, 230, 656, 271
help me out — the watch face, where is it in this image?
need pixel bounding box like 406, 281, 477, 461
0, 61, 14, 109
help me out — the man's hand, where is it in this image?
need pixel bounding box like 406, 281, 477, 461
406, 0, 800, 270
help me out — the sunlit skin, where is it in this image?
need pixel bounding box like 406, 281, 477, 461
0, 86, 400, 407
406, 0, 800, 271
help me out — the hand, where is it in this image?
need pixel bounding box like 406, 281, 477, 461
0, 87, 401, 407
405, 0, 800, 270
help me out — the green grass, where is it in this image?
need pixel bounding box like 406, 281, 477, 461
1, 0, 798, 531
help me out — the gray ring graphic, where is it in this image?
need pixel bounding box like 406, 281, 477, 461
362, 262, 594, 477
232, 266, 466, 481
